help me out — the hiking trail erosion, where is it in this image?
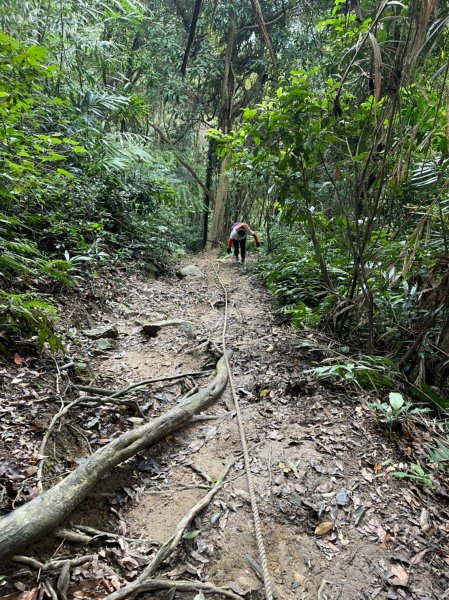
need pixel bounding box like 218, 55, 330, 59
0, 253, 448, 600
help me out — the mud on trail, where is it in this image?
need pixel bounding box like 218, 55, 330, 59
0, 253, 448, 600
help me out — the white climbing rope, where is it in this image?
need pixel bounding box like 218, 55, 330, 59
215, 266, 275, 600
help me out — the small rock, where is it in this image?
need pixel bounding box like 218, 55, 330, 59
177, 265, 204, 278
141, 319, 196, 339
336, 488, 349, 506
84, 324, 119, 339
96, 338, 119, 351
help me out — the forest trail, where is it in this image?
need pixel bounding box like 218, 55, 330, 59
1, 253, 448, 600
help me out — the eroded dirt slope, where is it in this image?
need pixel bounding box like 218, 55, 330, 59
1, 253, 448, 600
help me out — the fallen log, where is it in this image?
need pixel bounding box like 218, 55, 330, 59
0, 354, 229, 563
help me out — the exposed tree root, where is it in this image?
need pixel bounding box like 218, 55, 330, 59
12, 554, 95, 572
111, 578, 243, 599
55, 525, 159, 546
106, 460, 235, 600
74, 369, 212, 398
0, 355, 229, 564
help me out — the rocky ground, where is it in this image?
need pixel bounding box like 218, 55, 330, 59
0, 253, 448, 600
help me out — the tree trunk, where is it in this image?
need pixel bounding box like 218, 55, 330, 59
203, 138, 216, 249
206, 22, 236, 249
207, 156, 231, 248
0, 356, 229, 564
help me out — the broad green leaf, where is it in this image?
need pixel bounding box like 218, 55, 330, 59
56, 168, 74, 179
389, 392, 404, 411
182, 530, 200, 540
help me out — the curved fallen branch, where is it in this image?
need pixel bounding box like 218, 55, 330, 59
106, 460, 235, 600
55, 525, 159, 546
0, 354, 229, 564
112, 579, 242, 600
74, 369, 212, 398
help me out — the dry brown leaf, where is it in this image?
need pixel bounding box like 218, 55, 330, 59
410, 549, 427, 565
314, 522, 334, 536
361, 468, 373, 482
13, 354, 23, 366
389, 563, 409, 587
377, 525, 389, 548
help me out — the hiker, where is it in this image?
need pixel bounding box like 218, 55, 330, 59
227, 221, 260, 264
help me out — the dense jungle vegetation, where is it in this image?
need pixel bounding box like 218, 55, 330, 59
2, 0, 449, 411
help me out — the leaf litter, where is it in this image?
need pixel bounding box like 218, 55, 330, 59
0, 254, 448, 598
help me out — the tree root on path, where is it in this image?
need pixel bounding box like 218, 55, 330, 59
74, 369, 212, 398
106, 460, 235, 600
0, 354, 229, 564
55, 525, 159, 547
113, 579, 243, 599
105, 460, 236, 600
12, 554, 95, 572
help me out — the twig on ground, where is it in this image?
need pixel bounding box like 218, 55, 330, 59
106, 460, 235, 600
74, 370, 212, 398
66, 423, 92, 455
12, 554, 95, 572
45, 580, 58, 600
189, 411, 232, 422
54, 527, 92, 545
62, 524, 159, 546
60, 362, 75, 371
114, 579, 242, 599
179, 384, 199, 403
75, 395, 144, 416
188, 463, 213, 483
53, 357, 61, 396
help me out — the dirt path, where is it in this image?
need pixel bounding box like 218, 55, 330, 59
1, 253, 448, 599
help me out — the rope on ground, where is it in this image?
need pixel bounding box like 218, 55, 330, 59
215, 266, 275, 600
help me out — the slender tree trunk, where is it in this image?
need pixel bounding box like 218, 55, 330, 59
206, 22, 236, 249
208, 156, 231, 247
203, 139, 216, 249
181, 0, 203, 76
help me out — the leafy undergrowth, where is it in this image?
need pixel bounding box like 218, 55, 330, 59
0, 254, 448, 599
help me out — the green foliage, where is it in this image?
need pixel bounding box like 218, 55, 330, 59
254, 231, 326, 315
0, 21, 206, 351
424, 438, 449, 472
369, 392, 431, 432
214, 0, 449, 401
0, 218, 73, 287
305, 355, 397, 390
392, 463, 434, 489
0, 292, 63, 352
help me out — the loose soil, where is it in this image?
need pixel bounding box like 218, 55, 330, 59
0, 253, 448, 600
